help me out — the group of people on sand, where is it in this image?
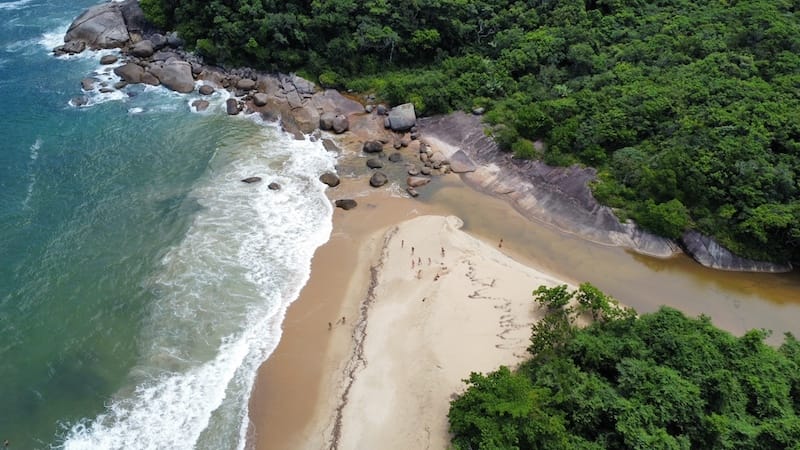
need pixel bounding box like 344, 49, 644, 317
328, 316, 345, 330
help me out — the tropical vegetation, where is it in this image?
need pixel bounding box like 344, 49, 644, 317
448, 284, 800, 449
139, 0, 800, 264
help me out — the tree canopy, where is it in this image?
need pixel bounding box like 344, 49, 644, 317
449, 284, 800, 449
141, 0, 800, 264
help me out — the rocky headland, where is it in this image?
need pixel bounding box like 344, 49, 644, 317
55, 0, 793, 273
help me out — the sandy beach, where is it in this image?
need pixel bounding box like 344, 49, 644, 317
248, 173, 571, 449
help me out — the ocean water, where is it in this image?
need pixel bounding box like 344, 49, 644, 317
0, 1, 335, 448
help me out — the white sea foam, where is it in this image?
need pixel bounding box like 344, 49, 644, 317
61, 123, 336, 449
0, 0, 34, 11
21, 138, 41, 210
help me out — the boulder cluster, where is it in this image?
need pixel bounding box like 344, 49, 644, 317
56, 0, 456, 213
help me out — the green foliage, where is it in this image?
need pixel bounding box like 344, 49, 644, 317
142, 0, 800, 264
451, 285, 800, 449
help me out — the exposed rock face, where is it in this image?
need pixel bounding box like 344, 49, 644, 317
370, 171, 388, 187
387, 103, 416, 131
149, 60, 194, 93
54, 40, 86, 56
448, 149, 477, 173
335, 199, 358, 210
363, 141, 383, 153
287, 105, 320, 134
64, 1, 130, 49
680, 231, 792, 272
320, 172, 340, 187
418, 112, 679, 259
319, 111, 336, 130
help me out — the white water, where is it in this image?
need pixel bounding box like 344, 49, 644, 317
62, 122, 337, 449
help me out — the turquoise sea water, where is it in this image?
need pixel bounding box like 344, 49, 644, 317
0, 1, 335, 448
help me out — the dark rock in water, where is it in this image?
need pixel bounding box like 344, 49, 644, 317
363, 140, 383, 153
54, 40, 86, 56
680, 230, 793, 272
99, 54, 118, 65
71, 95, 89, 106
407, 176, 430, 188
131, 39, 154, 58
335, 199, 358, 210
191, 99, 209, 112
387, 103, 416, 131
81, 77, 96, 91
241, 177, 262, 184
319, 172, 340, 187
332, 114, 349, 134
407, 187, 419, 197
366, 158, 384, 169
226, 98, 240, 115
114, 80, 128, 89
64, 1, 130, 50
99, 87, 114, 93
199, 85, 215, 96
369, 171, 388, 187
268, 182, 281, 190
388, 152, 403, 163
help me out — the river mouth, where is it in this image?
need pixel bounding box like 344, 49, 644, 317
418, 176, 800, 344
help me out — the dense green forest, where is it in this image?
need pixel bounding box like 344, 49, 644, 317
448, 284, 800, 449
140, 0, 800, 264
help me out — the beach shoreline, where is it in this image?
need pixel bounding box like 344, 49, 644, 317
246, 168, 575, 449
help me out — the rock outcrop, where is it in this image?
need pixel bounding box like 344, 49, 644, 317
63, 0, 131, 50
148, 60, 194, 93
680, 231, 792, 272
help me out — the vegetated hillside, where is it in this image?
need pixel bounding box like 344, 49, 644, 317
448, 284, 800, 449
141, 0, 800, 264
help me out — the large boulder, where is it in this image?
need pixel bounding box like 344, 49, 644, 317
319, 111, 336, 130
199, 85, 215, 96
99, 54, 118, 65
387, 103, 416, 131
64, 1, 130, 50
149, 33, 168, 51
226, 98, 240, 115
237, 78, 256, 90
131, 40, 154, 58
366, 158, 384, 169
370, 171, 388, 187
113, 63, 144, 84
332, 114, 349, 134
287, 105, 320, 134
149, 60, 194, 93
53, 40, 86, 56
252, 92, 268, 106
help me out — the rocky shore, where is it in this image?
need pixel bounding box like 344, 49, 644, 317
55, 0, 792, 273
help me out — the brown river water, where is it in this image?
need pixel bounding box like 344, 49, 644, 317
419, 176, 800, 344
